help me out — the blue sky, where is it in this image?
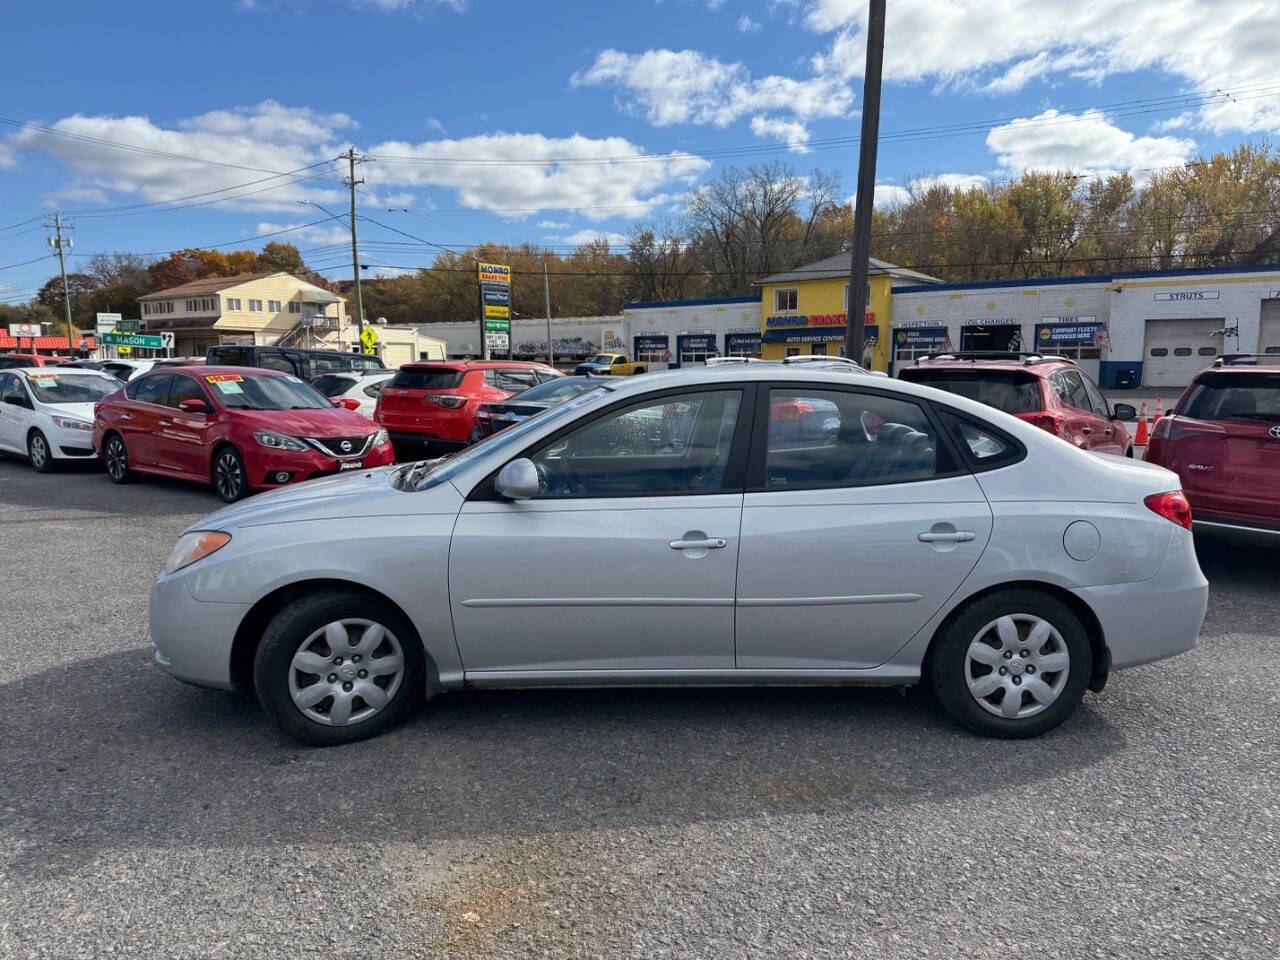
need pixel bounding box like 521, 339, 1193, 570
2, 0, 1278, 301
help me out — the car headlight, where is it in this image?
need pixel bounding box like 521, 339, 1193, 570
253, 429, 309, 452
52, 415, 93, 431
164, 530, 231, 574
372, 427, 389, 446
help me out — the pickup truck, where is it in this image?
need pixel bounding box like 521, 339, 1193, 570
574, 352, 647, 376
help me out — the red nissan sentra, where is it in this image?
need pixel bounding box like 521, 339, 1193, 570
93, 365, 394, 502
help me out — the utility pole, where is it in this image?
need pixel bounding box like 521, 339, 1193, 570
47, 213, 75, 359
344, 148, 365, 351
845, 0, 886, 369
543, 257, 554, 368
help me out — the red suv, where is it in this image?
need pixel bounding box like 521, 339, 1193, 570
1144, 358, 1280, 537
899, 352, 1137, 456
374, 360, 560, 457
93, 365, 394, 502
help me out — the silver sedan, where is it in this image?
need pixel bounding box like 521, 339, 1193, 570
150, 362, 1208, 745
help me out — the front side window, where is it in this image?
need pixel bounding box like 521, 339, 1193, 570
529, 389, 742, 498
763, 389, 943, 490
164, 375, 211, 410
0, 374, 26, 406
1078, 374, 1110, 418
774, 288, 798, 311
126, 374, 173, 405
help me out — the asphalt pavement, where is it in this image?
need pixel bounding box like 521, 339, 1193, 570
1, 455, 1277, 959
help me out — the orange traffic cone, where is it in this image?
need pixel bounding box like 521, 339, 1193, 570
1155, 396, 1164, 419
1134, 400, 1149, 446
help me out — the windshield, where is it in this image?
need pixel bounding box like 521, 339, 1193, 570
202, 373, 331, 410
25, 372, 119, 404
508, 378, 595, 403
587, 354, 616, 364
1183, 373, 1280, 421
902, 370, 1042, 414
310, 374, 356, 397
395, 386, 612, 491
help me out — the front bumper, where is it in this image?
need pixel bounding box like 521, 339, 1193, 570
47, 423, 97, 459
246, 441, 396, 489
149, 572, 251, 690
1074, 527, 1208, 669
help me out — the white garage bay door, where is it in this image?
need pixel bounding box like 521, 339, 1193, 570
1261, 299, 1280, 356
1142, 318, 1223, 387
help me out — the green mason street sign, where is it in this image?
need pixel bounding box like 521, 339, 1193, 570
103, 332, 164, 348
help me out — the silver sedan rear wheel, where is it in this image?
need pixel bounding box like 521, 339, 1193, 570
287, 619, 405, 727
964, 614, 1070, 720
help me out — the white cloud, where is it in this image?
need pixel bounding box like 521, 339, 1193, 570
805, 0, 1280, 134
986, 109, 1195, 180
570, 48, 852, 143
706, 0, 727, 8
424, 116, 446, 134
538, 219, 570, 228
737, 13, 761, 30
560, 229, 629, 247
363, 132, 708, 220
854, 174, 990, 210
41, 185, 110, 207
355, 0, 467, 12
749, 115, 810, 152
1152, 112, 1196, 133
376, 191, 416, 208
256, 221, 351, 245
0, 141, 15, 168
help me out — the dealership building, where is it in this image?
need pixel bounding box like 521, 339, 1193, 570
890, 262, 1280, 388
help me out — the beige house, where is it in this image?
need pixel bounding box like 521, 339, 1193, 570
138, 272, 350, 357
374, 325, 446, 367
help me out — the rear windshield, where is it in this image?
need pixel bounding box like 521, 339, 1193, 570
206, 347, 249, 365
901, 369, 1042, 414
1183, 373, 1280, 421
388, 367, 464, 390
24, 373, 118, 404
311, 374, 356, 397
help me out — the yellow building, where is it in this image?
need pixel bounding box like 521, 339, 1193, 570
756, 254, 942, 371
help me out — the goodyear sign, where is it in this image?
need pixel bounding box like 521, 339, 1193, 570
478, 262, 511, 285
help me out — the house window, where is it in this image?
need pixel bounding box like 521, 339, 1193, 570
185, 300, 195, 312
774, 288, 798, 312
268, 300, 282, 312
143, 303, 150, 316
248, 299, 262, 312
288, 301, 301, 314
843, 283, 873, 311
225, 298, 241, 311
165, 301, 174, 314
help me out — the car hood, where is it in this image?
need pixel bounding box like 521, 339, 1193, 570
186, 463, 462, 532
38, 401, 97, 423
229, 407, 377, 437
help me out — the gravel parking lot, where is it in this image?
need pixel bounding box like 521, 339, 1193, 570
1, 456, 1277, 959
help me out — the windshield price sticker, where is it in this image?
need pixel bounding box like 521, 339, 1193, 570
205, 374, 244, 383
212, 380, 244, 395
28, 372, 58, 379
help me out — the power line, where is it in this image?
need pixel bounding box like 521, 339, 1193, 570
0, 254, 53, 272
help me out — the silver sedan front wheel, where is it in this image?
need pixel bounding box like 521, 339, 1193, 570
287, 619, 405, 727
964, 614, 1070, 720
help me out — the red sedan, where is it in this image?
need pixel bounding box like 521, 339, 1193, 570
93, 365, 395, 502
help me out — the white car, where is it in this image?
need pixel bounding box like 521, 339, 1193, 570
150, 361, 1208, 746
0, 367, 122, 471
309, 371, 394, 418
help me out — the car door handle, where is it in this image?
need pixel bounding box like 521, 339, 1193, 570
669, 537, 727, 550
918, 531, 975, 543
158, 419, 171, 427
118, 413, 132, 421
1080, 426, 1092, 434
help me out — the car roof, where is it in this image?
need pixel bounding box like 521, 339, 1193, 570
142, 364, 289, 378
4, 366, 118, 377
906, 354, 1075, 375
399, 359, 554, 371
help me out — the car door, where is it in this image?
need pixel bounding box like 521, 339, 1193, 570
449, 385, 751, 674
117, 373, 174, 466
735, 385, 993, 670
1077, 372, 1125, 454
0, 374, 28, 452
153, 373, 219, 478
1048, 371, 1095, 449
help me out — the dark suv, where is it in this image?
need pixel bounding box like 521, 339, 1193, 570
205, 345, 384, 380
899, 352, 1137, 456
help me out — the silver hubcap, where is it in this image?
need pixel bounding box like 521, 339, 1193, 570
106, 439, 126, 478
965, 614, 1070, 720
30, 435, 47, 467
214, 453, 243, 499
287, 619, 404, 727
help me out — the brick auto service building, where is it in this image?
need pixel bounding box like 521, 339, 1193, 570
890, 263, 1280, 388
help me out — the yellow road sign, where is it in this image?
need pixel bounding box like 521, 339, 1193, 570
359, 325, 379, 349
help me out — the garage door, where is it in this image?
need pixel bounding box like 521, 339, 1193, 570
1142, 318, 1223, 387
1261, 299, 1280, 356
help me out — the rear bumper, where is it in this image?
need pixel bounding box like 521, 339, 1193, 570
388, 431, 467, 455
1073, 527, 1208, 669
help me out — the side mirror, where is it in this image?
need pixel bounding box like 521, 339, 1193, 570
178, 398, 211, 414
1112, 402, 1137, 422
494, 458, 539, 500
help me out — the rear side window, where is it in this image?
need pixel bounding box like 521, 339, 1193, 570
903, 369, 1042, 414
388, 367, 464, 390
1182, 373, 1280, 421
936, 409, 1024, 471
485, 368, 540, 392
311, 374, 355, 397
255, 352, 298, 375
206, 347, 247, 366
311, 353, 346, 373
125, 374, 172, 405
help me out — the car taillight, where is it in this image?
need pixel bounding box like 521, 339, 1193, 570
1144, 490, 1193, 530
1016, 412, 1065, 435
1150, 415, 1173, 441
426, 395, 466, 408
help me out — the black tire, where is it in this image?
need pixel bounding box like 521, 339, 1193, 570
634, 366, 646, 375
212, 445, 248, 502
102, 432, 134, 484
253, 590, 425, 746
28, 430, 56, 473
929, 588, 1092, 739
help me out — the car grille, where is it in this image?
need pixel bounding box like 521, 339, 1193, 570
306, 434, 374, 458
